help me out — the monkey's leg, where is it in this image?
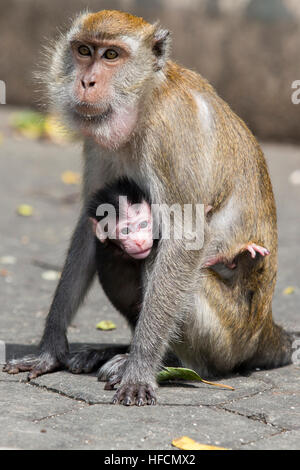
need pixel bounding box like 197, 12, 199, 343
240, 314, 293, 370
3, 213, 96, 379
109, 242, 200, 406
204, 242, 270, 269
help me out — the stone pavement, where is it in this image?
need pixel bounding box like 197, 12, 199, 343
0, 107, 299, 450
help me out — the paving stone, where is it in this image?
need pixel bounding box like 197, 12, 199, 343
0, 380, 86, 421
219, 365, 300, 431
28, 402, 275, 450
244, 430, 300, 450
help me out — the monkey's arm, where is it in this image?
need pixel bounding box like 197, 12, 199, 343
109, 240, 200, 405
3, 212, 97, 379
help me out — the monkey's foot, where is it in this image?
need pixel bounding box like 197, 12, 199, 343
204, 243, 270, 269
243, 243, 270, 259
112, 383, 157, 407
3, 354, 61, 380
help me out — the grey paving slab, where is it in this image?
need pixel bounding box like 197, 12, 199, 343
0, 380, 86, 421
0, 416, 82, 450
24, 401, 275, 450
243, 430, 300, 450
220, 365, 300, 430
221, 390, 300, 431
0, 379, 88, 450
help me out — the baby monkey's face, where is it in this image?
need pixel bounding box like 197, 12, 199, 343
92, 199, 153, 259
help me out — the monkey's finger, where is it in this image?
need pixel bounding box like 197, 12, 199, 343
112, 387, 127, 405
104, 377, 120, 390
3, 361, 38, 374
28, 369, 44, 380
3, 364, 21, 374
252, 244, 270, 257
136, 386, 147, 406
247, 245, 256, 258
146, 386, 157, 405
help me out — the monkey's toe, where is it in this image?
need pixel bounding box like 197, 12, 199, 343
3, 354, 60, 379
112, 383, 157, 406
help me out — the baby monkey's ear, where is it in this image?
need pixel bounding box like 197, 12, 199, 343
90, 217, 107, 243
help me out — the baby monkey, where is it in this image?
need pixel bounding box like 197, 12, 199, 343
87, 178, 156, 328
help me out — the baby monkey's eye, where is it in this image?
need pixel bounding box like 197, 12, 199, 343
121, 227, 130, 235
103, 49, 119, 60
78, 45, 91, 56
139, 221, 148, 229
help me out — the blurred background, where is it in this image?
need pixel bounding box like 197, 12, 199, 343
0, 0, 300, 141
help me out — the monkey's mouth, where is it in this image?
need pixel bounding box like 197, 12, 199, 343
128, 247, 152, 260
73, 105, 112, 123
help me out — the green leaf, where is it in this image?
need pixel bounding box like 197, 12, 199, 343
96, 320, 116, 331
157, 367, 234, 390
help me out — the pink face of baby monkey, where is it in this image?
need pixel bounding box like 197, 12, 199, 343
92, 199, 153, 259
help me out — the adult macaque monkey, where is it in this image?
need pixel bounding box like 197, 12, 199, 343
4, 10, 292, 406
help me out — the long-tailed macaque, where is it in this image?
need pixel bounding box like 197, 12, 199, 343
4, 10, 292, 406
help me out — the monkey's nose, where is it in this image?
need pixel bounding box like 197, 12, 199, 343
81, 79, 96, 89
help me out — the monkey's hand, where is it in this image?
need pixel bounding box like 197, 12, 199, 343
98, 354, 157, 406
112, 383, 157, 407
3, 353, 61, 380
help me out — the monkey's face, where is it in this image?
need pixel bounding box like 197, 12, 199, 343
92, 200, 153, 260
48, 10, 170, 149
115, 201, 153, 259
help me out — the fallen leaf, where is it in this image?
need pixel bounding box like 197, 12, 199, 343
0, 269, 9, 277
41, 270, 61, 281
0, 256, 16, 265
11, 111, 46, 140
289, 170, 300, 186
157, 367, 234, 391
96, 320, 116, 331
172, 436, 229, 451
17, 204, 33, 216
283, 286, 295, 295
44, 115, 71, 144
61, 171, 81, 185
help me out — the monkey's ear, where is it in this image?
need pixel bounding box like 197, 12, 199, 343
152, 27, 171, 71
90, 217, 107, 243
90, 217, 98, 235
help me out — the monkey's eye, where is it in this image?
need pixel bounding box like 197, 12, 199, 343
121, 227, 130, 235
139, 221, 148, 229
103, 49, 118, 60
78, 45, 91, 56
